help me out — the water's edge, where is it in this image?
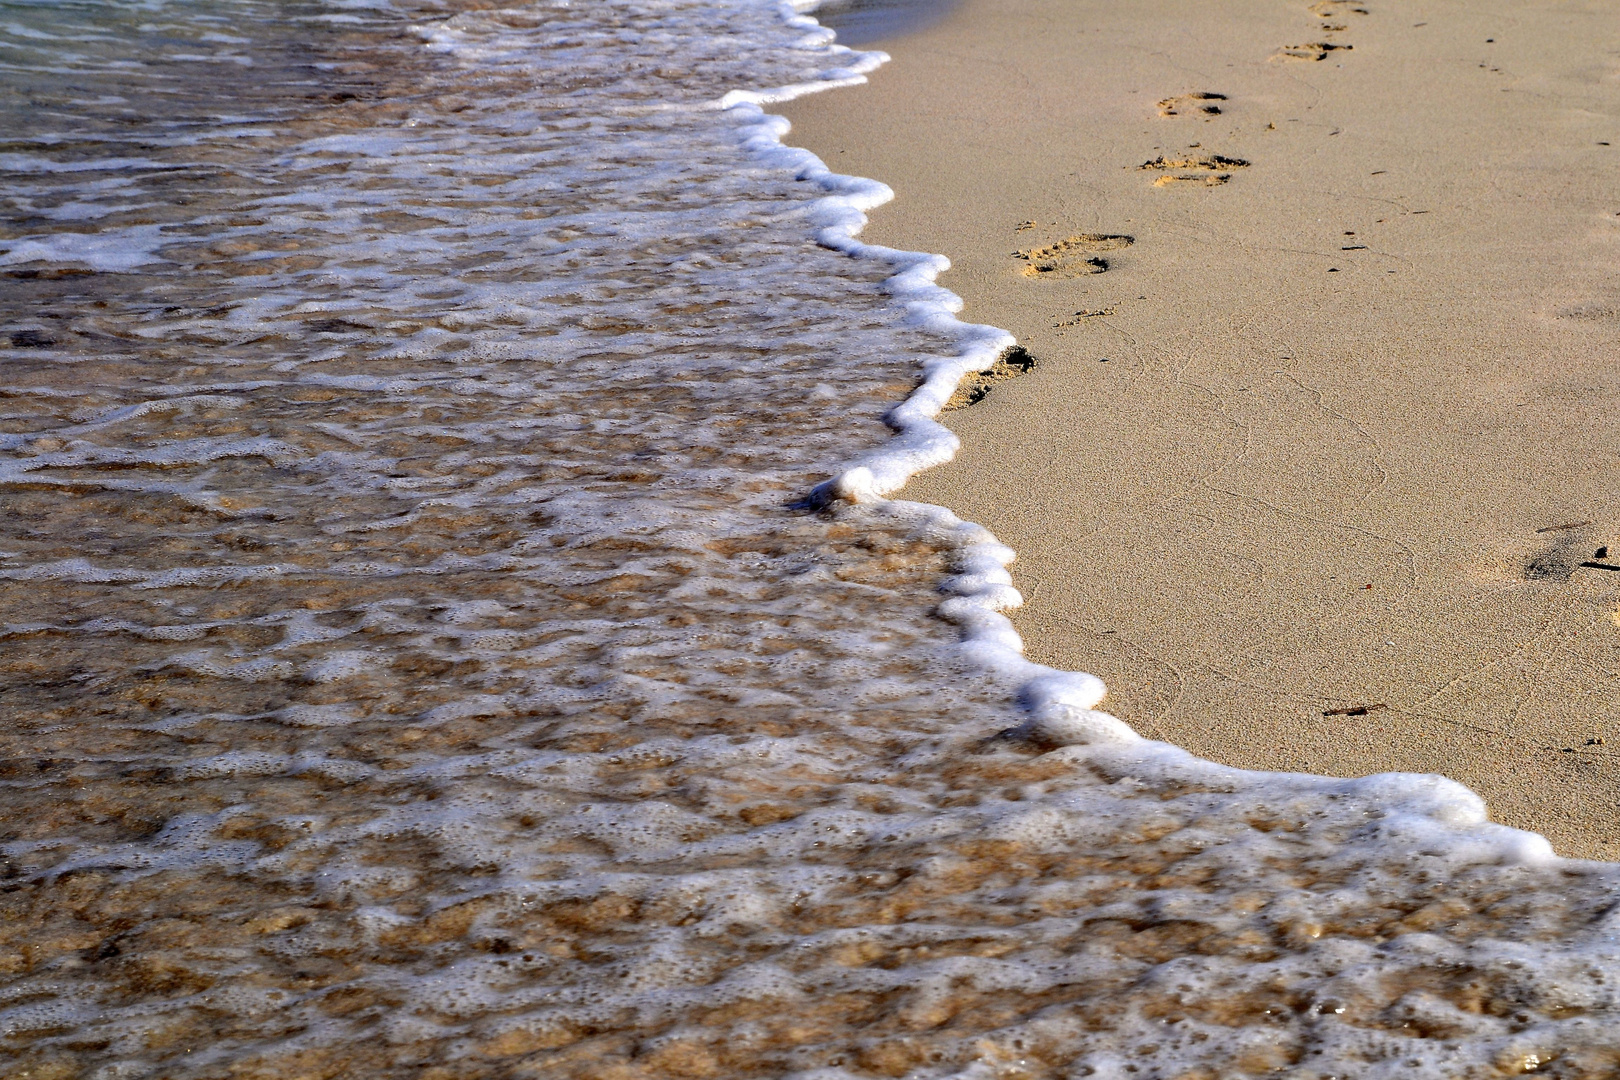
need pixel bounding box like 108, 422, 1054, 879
756, 0, 1570, 872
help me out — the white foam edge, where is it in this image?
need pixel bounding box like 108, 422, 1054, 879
721, 0, 1567, 869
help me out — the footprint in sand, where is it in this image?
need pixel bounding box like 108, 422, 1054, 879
1556, 303, 1620, 322
943, 345, 1037, 410
1277, 1, 1363, 60
1053, 306, 1116, 329
1012, 233, 1133, 277
1272, 41, 1353, 61
1157, 91, 1227, 118
1139, 153, 1249, 187
1308, 0, 1368, 16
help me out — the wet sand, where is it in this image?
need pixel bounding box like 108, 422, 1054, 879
782, 0, 1620, 859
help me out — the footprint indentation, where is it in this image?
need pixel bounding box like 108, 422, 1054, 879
1157, 92, 1227, 117
1013, 233, 1134, 277
1139, 154, 1249, 187
1273, 41, 1353, 61
1307, 0, 1368, 15
1053, 307, 1116, 328
943, 345, 1037, 410
1555, 304, 1620, 322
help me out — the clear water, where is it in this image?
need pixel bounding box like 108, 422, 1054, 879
813, 0, 963, 46
3, 1, 1620, 1078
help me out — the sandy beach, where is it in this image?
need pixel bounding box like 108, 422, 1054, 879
785, 0, 1620, 859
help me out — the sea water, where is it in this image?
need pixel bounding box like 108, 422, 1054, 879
811, 0, 963, 48
2, 1, 1620, 1077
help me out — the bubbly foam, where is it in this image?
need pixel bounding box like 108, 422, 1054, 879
2, 0, 1619, 1078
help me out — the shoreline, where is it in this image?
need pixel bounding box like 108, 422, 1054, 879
782, 0, 1620, 860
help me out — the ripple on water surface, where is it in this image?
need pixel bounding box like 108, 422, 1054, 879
3, 1, 1620, 1078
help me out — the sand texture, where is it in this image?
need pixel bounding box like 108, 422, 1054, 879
781, 0, 1620, 859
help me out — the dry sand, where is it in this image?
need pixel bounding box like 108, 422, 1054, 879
782, 0, 1620, 859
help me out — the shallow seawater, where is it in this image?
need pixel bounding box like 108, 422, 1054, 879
811, 0, 963, 46
3, 1, 1620, 1078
